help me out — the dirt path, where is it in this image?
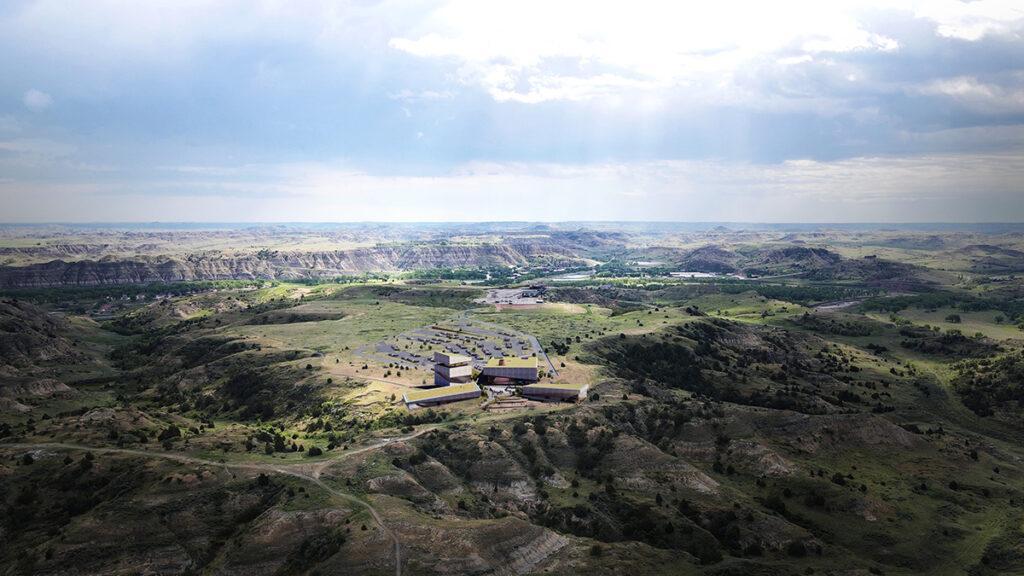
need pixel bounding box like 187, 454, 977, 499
322, 366, 422, 390
2, 429, 437, 576
813, 299, 863, 311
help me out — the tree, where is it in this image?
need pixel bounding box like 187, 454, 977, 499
158, 426, 181, 442
946, 313, 962, 324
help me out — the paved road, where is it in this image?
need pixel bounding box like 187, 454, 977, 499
524, 333, 559, 377
2, 427, 437, 576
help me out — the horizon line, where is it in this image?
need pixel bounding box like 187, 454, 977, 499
2, 220, 1024, 226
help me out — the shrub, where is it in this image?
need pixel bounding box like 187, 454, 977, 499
787, 540, 808, 557
158, 426, 181, 442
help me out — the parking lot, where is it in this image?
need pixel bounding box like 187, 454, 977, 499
475, 287, 545, 306
353, 316, 557, 376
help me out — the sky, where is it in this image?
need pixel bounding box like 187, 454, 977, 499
0, 0, 1022, 223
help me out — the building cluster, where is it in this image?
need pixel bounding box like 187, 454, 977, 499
519, 284, 548, 298
402, 349, 588, 408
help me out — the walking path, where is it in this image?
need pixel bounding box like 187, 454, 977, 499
2, 427, 437, 576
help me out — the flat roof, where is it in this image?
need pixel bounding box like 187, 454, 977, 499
521, 382, 588, 392
434, 351, 471, 365
404, 383, 481, 403
484, 356, 538, 369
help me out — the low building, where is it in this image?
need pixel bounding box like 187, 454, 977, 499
520, 284, 547, 298
520, 382, 590, 402
404, 383, 481, 407
434, 351, 473, 386
481, 356, 538, 383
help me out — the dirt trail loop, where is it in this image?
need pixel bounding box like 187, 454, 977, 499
2, 429, 436, 576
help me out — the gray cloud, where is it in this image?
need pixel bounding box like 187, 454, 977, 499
0, 1, 1021, 222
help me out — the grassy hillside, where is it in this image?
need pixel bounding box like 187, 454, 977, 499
3, 228, 1024, 574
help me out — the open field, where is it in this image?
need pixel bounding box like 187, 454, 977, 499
868, 306, 1024, 341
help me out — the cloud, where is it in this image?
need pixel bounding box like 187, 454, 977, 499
385, 0, 1024, 108
8, 152, 1020, 222
919, 0, 1024, 41
22, 89, 52, 111
916, 75, 1024, 114
387, 2, 907, 104
0, 1, 1022, 224
389, 0, 1023, 105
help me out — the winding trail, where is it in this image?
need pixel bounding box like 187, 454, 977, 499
2, 427, 436, 576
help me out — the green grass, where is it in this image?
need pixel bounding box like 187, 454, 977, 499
686, 291, 811, 322
220, 300, 454, 355
471, 303, 692, 356
870, 306, 1023, 341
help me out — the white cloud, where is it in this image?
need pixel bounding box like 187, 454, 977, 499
388, 0, 1022, 104
4, 1, 1020, 111
10, 152, 1018, 222
22, 89, 52, 111
917, 75, 1024, 114
916, 0, 1024, 41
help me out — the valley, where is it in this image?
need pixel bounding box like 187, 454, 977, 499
2, 223, 1024, 575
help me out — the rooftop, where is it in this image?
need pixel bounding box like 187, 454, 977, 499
434, 351, 471, 366
521, 382, 588, 392
404, 383, 481, 403
484, 356, 538, 369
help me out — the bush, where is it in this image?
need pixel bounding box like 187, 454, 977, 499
786, 540, 808, 557
157, 426, 181, 442
307, 446, 323, 457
